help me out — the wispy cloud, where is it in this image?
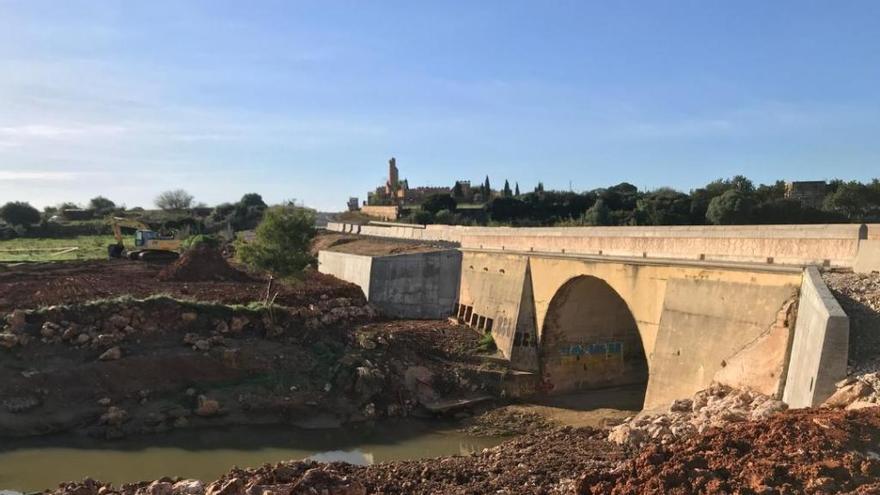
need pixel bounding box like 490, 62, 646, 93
0, 124, 126, 141
0, 170, 81, 181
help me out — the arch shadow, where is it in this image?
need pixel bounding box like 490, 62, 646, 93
539, 275, 649, 400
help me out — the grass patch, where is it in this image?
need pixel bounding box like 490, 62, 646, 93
0, 235, 133, 262
30, 293, 272, 318
476, 331, 497, 353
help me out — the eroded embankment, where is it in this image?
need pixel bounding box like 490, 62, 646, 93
0, 294, 493, 439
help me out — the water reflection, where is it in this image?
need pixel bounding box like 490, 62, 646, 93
0, 421, 502, 493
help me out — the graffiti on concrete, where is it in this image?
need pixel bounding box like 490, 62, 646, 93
558, 341, 624, 367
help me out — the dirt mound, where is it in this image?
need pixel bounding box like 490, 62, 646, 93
158, 246, 252, 282
580, 407, 880, 494
0, 260, 364, 311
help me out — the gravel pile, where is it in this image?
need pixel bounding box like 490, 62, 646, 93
608, 383, 787, 448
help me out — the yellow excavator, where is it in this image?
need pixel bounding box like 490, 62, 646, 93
107, 217, 181, 261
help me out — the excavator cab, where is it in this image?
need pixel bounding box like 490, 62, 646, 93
107, 217, 181, 261
135, 230, 158, 247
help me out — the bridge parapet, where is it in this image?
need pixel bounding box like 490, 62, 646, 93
327, 222, 879, 272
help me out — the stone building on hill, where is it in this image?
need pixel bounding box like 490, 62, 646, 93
784, 181, 827, 209
367, 157, 491, 206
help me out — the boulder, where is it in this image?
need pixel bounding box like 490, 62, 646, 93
230, 316, 248, 333
205, 478, 244, 495
99, 346, 122, 361
823, 380, 872, 408
195, 395, 221, 417
290, 468, 366, 495
845, 400, 879, 411
0, 333, 19, 348
172, 480, 205, 495
100, 406, 129, 426
7, 309, 27, 333
354, 367, 385, 400
41, 321, 60, 338
143, 481, 173, 495
108, 314, 130, 330
214, 320, 229, 334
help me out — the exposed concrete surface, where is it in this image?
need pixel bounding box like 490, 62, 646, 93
326, 221, 861, 408
318, 249, 461, 319
369, 250, 461, 319
855, 240, 880, 274
783, 267, 850, 408
328, 221, 880, 271
316, 251, 373, 299
458, 251, 803, 409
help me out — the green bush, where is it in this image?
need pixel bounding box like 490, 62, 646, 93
236, 205, 316, 277
182, 234, 220, 251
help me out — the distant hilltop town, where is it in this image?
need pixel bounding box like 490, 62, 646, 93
362, 157, 504, 207
344, 157, 876, 226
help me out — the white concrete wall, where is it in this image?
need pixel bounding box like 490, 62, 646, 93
318, 248, 461, 319
370, 250, 461, 319
782, 267, 850, 408
317, 250, 373, 299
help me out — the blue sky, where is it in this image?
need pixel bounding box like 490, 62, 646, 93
1, 0, 878, 211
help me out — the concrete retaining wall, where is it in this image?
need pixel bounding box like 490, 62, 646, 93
318, 249, 461, 319
316, 250, 374, 298
327, 222, 875, 270
782, 267, 850, 408
369, 250, 461, 319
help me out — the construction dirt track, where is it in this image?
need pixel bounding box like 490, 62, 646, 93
0, 260, 364, 312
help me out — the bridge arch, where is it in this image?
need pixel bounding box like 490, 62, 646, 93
540, 275, 649, 395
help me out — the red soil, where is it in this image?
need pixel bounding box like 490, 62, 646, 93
0, 260, 364, 311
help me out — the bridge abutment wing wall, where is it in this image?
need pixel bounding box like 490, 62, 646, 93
782, 267, 850, 408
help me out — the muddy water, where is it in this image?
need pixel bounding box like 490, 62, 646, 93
0, 421, 503, 493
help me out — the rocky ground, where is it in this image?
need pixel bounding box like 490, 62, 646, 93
607, 384, 788, 449
0, 250, 501, 439
0, 258, 362, 313
46, 407, 880, 495
822, 270, 880, 373
7, 254, 880, 493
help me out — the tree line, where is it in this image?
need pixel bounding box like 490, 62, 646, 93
409, 176, 880, 226
0, 190, 272, 238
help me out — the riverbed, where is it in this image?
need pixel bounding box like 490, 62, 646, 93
0, 421, 504, 493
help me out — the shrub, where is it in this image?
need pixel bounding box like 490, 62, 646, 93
421, 194, 457, 214
236, 205, 316, 277
182, 234, 220, 251
0, 201, 40, 227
